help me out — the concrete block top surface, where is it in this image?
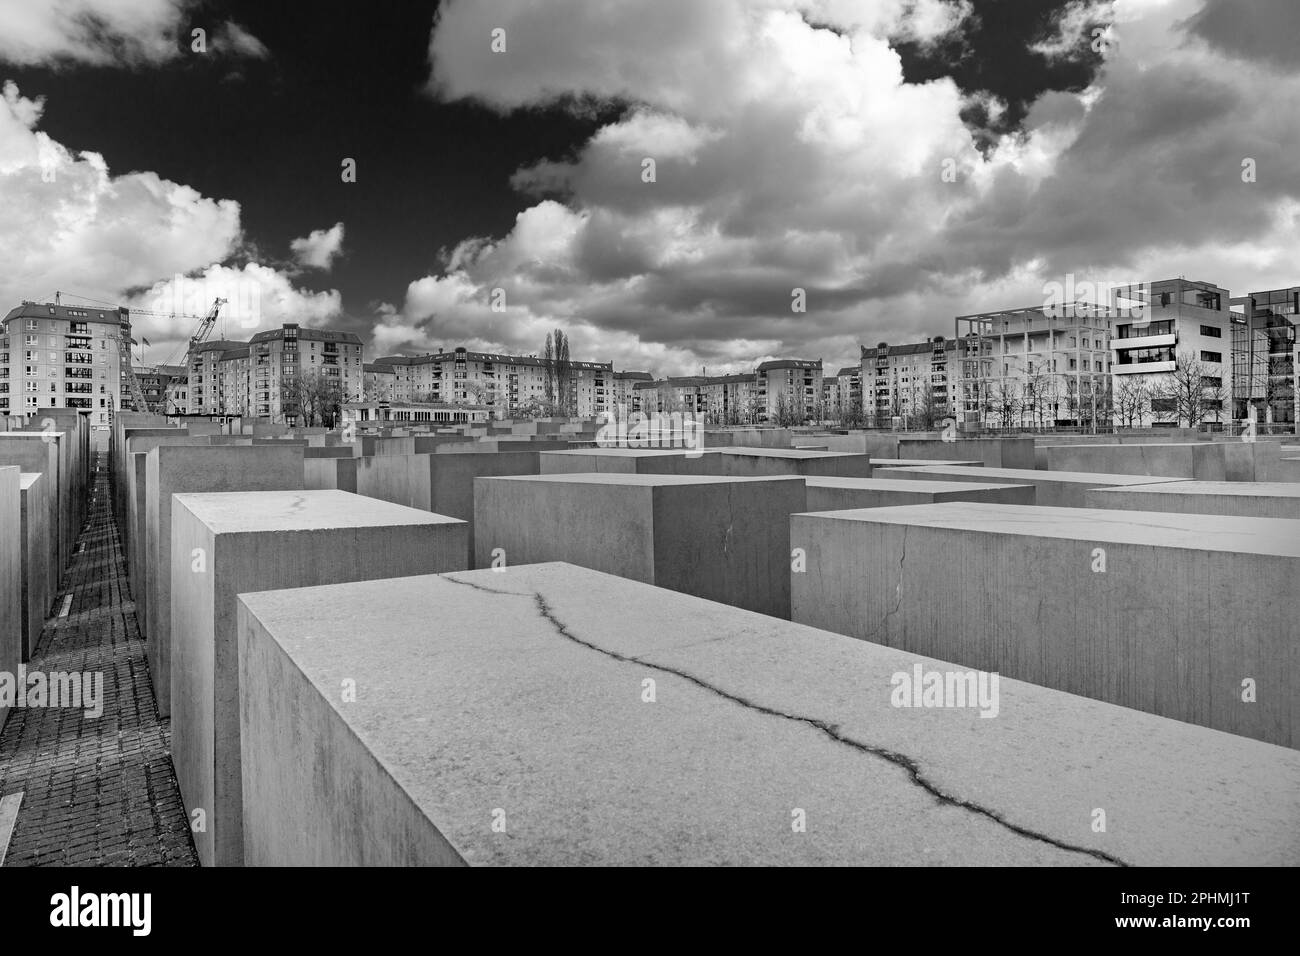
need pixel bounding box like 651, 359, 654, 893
1088, 481, 1300, 499
806, 477, 1031, 494
481, 473, 803, 488
239, 562, 1300, 866
878, 465, 1180, 485
19, 472, 40, 490
0, 430, 65, 439
713, 447, 860, 459
869, 458, 982, 467
797, 502, 1300, 557
174, 490, 466, 533
542, 448, 715, 458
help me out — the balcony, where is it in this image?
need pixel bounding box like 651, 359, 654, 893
1112, 333, 1176, 351
1113, 360, 1175, 375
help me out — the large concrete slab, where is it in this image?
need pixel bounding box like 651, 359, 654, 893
145, 445, 305, 716
826, 435, 1034, 468
304, 456, 359, 493
791, 502, 1300, 748
237, 562, 1300, 866
539, 448, 720, 476
1084, 481, 1300, 519
0, 434, 63, 587
0, 468, 20, 732
18, 472, 51, 661
356, 450, 541, 567
1045, 443, 1228, 481
1283, 457, 1300, 483
874, 465, 1178, 507
707, 447, 873, 478
869, 458, 983, 468
806, 477, 1033, 510
475, 474, 803, 617
171, 490, 468, 867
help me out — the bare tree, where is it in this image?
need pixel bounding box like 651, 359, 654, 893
1113, 377, 1150, 429
543, 329, 572, 416
281, 369, 344, 427
1154, 351, 1217, 427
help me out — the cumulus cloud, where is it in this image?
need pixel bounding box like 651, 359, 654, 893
385, 0, 1300, 375
0, 80, 338, 362
0, 0, 188, 67
290, 222, 346, 271
212, 21, 270, 59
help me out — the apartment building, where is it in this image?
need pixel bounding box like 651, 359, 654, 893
1230, 286, 1299, 428
186, 324, 364, 423
132, 364, 187, 414
611, 370, 654, 412
861, 338, 955, 427
363, 362, 398, 402
0, 300, 128, 425
824, 366, 862, 417
955, 305, 1112, 428
369, 348, 613, 418
755, 359, 823, 422
1108, 279, 1232, 427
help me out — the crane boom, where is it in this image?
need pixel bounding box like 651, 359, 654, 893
189, 297, 227, 351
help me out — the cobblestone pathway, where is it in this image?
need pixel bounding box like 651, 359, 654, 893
0, 451, 197, 866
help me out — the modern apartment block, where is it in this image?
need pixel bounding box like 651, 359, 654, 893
368, 348, 613, 418
1108, 279, 1232, 427
0, 300, 129, 424
955, 305, 1112, 428
363, 362, 398, 402
186, 323, 364, 423
861, 337, 955, 427
1230, 286, 1299, 428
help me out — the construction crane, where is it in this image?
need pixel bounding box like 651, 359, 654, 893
54, 291, 226, 413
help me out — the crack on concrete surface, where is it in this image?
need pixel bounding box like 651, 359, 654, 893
529, 590, 1128, 867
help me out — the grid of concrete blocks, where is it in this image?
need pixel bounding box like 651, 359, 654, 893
2, 410, 1299, 867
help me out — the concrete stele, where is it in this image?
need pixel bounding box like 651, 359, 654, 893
790, 501, 1300, 748
474, 473, 804, 617
1084, 481, 1300, 519
236, 562, 1300, 866
806, 477, 1034, 510
145, 444, 305, 717
170, 489, 468, 866
873, 465, 1179, 507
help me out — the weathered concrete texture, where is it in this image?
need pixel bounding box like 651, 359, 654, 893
708, 447, 873, 478
356, 450, 540, 567
18, 472, 51, 661
703, 428, 792, 449
1045, 443, 1228, 481
1283, 457, 1300, 483
475, 474, 803, 617
824, 435, 1034, 468
1084, 481, 1300, 519
0, 468, 20, 731
540, 447, 720, 475
1220, 440, 1286, 482
806, 477, 1034, 510
411, 436, 474, 454
869, 458, 983, 468
171, 490, 467, 867
0, 434, 63, 588
791, 502, 1300, 748
302, 445, 357, 459
238, 562, 1300, 866
145, 445, 305, 717
875, 465, 1178, 507
304, 456, 359, 493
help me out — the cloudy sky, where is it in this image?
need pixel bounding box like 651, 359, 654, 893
1, 0, 1297, 376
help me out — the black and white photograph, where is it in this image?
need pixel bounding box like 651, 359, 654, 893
0, 0, 1294, 931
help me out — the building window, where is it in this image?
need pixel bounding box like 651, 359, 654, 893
1200, 325, 1222, 338
1200, 351, 1222, 363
